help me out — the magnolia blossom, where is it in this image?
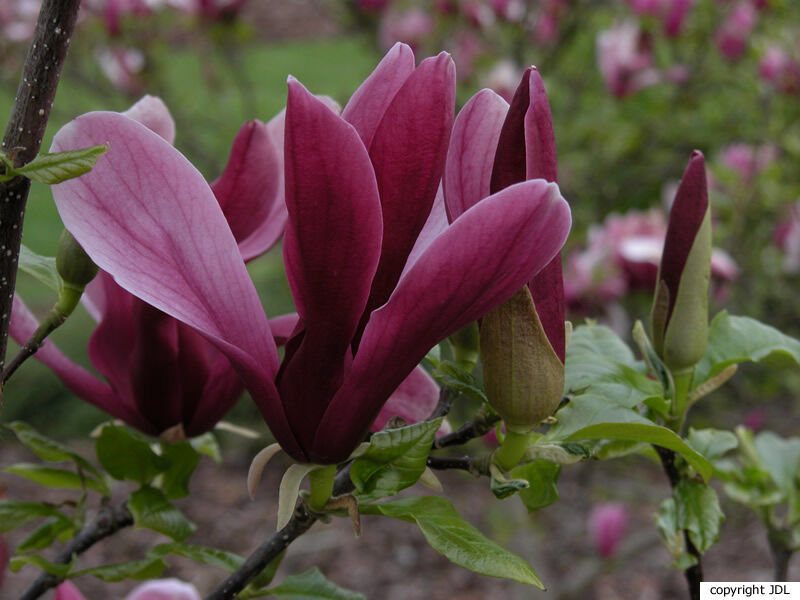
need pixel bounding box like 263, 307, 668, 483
481, 59, 521, 102
0, 0, 40, 43
56, 579, 200, 600
596, 21, 687, 97
715, 1, 758, 60
626, 0, 694, 37
774, 201, 800, 273
532, 0, 567, 46
378, 8, 434, 52
720, 142, 778, 182
588, 503, 629, 557
489, 0, 525, 22
759, 45, 800, 94
95, 47, 145, 96
51, 44, 571, 464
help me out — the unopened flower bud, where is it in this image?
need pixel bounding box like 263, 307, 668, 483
56, 230, 98, 288
481, 286, 564, 434
651, 151, 711, 372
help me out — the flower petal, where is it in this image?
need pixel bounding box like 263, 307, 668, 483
370, 365, 443, 432
365, 51, 456, 313
401, 184, 448, 279
341, 42, 416, 149
55, 582, 86, 600
211, 120, 283, 253
269, 313, 300, 346
10, 294, 147, 429
313, 179, 571, 463
443, 89, 508, 222
122, 95, 175, 144
50, 112, 300, 457
124, 578, 201, 600
279, 78, 383, 452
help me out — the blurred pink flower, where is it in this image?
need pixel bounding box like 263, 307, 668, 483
589, 502, 629, 557
626, 0, 695, 37
449, 31, 484, 81
715, 1, 758, 60
462, 0, 495, 29
95, 46, 145, 95
56, 579, 200, 600
720, 142, 778, 181
759, 45, 800, 94
0, 0, 40, 43
742, 407, 766, 431
378, 8, 435, 52
481, 59, 521, 102
532, 0, 567, 45
489, 0, 525, 22
356, 0, 391, 13
774, 201, 800, 273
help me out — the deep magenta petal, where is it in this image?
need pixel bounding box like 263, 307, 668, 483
444, 89, 508, 222
50, 112, 300, 457
341, 42, 416, 149
211, 120, 283, 251
364, 51, 456, 314
402, 185, 448, 278
524, 68, 559, 184
660, 150, 709, 319
370, 366, 441, 432
311, 179, 571, 463
280, 78, 383, 450
490, 67, 532, 193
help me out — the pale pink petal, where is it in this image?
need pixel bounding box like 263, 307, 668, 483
269, 313, 300, 346
124, 578, 201, 600
55, 582, 86, 600
444, 88, 508, 222
122, 95, 176, 144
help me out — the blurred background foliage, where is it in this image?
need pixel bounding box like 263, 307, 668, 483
1, 0, 798, 438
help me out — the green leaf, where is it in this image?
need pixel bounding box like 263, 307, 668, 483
687, 428, 738, 461
6, 421, 103, 479
429, 361, 487, 403
159, 441, 200, 500
511, 461, 561, 512
694, 312, 800, 387
256, 567, 365, 600
753, 432, 800, 520
655, 498, 697, 569
148, 542, 244, 572
18, 246, 62, 292
17, 517, 75, 552
127, 486, 196, 541
361, 497, 543, 588
5, 463, 109, 495
9, 553, 74, 576
350, 419, 441, 502
674, 480, 724, 553
0, 500, 68, 533
71, 557, 167, 582
9, 144, 108, 184
96, 425, 169, 484
489, 474, 529, 499
545, 395, 712, 481
568, 322, 637, 366
190, 432, 222, 464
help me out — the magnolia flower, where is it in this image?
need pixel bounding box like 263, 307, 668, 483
443, 67, 567, 436
378, 8, 434, 52
10, 96, 285, 439
56, 578, 200, 600
95, 47, 145, 96
532, 0, 567, 46
626, 0, 694, 37
715, 1, 758, 60
759, 45, 800, 94
774, 201, 800, 273
51, 44, 571, 464
651, 151, 711, 372
588, 503, 629, 557
719, 142, 778, 182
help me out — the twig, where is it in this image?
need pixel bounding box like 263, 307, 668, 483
432, 408, 500, 450
18, 501, 134, 600
767, 529, 794, 582
426, 455, 487, 476
654, 445, 703, 600
2, 300, 71, 383
427, 386, 453, 420
0, 0, 81, 375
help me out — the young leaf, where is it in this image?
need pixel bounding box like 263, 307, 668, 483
510, 461, 561, 512
252, 567, 365, 600
9, 144, 108, 184
147, 542, 244, 572
568, 322, 637, 366
350, 419, 441, 503
4, 463, 109, 495
159, 441, 200, 500
686, 428, 738, 461
694, 312, 800, 387
190, 432, 222, 464
360, 496, 544, 588
71, 557, 167, 582
0, 500, 68, 533
95, 425, 169, 484
430, 361, 487, 403
674, 480, 724, 553
6, 421, 103, 480
17, 517, 75, 552
18, 246, 62, 293
9, 553, 74, 576
127, 486, 196, 541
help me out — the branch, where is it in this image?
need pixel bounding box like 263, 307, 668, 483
18, 501, 134, 600
0, 0, 81, 375
426, 455, 488, 476
654, 445, 703, 600
432, 409, 500, 450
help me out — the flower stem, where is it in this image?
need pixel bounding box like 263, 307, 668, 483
308, 464, 336, 512
669, 368, 694, 430
493, 429, 530, 471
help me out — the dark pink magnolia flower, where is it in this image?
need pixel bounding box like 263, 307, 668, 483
597, 21, 687, 97
50, 44, 571, 464
588, 502, 629, 557
774, 201, 800, 273
489, 0, 525, 22
10, 96, 286, 440
56, 579, 200, 600
715, 1, 758, 60
0, 0, 39, 43
759, 45, 800, 94
720, 142, 778, 182
378, 8, 434, 52
95, 46, 145, 96
532, 0, 567, 46
626, 0, 695, 37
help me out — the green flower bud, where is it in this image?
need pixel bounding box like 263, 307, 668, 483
56, 229, 98, 288
480, 286, 564, 434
